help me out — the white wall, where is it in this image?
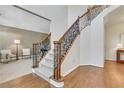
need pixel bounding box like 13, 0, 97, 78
89, 6, 120, 67
80, 16, 105, 67
80, 5, 120, 67
104, 6, 124, 61
80, 26, 91, 65
20, 5, 68, 44
61, 36, 80, 76
61, 6, 88, 76
20, 5, 89, 45
90, 15, 104, 67
68, 5, 88, 27
61, 6, 120, 75
0, 5, 50, 33
105, 23, 124, 61
57, 6, 119, 76
90, 6, 118, 67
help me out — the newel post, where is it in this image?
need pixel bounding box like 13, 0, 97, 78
53, 41, 61, 80
50, 41, 64, 87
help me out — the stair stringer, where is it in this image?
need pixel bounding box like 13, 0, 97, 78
61, 35, 80, 77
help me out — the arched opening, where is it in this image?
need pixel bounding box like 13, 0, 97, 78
104, 6, 124, 87
104, 6, 124, 63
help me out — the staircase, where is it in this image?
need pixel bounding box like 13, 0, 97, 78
32, 5, 110, 87
33, 47, 54, 82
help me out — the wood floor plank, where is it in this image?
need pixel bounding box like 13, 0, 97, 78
0, 73, 50, 88
0, 61, 124, 88
64, 65, 105, 88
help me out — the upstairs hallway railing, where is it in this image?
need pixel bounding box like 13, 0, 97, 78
32, 32, 51, 68
52, 5, 110, 81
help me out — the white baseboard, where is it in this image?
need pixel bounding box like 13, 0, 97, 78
80, 63, 103, 68
62, 64, 79, 77
50, 79, 64, 88
62, 63, 103, 77
32, 69, 35, 73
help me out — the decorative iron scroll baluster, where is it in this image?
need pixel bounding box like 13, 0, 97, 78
32, 32, 51, 68
90, 5, 110, 21
60, 20, 79, 61
79, 10, 91, 31
53, 18, 80, 80
53, 5, 110, 81
80, 5, 110, 30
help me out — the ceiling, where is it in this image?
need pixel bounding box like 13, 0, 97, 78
0, 5, 51, 34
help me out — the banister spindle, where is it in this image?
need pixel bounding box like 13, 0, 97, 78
77, 16, 80, 34
32, 44, 35, 68
32, 32, 51, 68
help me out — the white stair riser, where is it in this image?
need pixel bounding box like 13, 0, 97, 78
34, 69, 49, 82
39, 64, 53, 75
39, 62, 52, 69
34, 69, 53, 81
49, 53, 54, 59
45, 58, 53, 63
41, 61, 54, 68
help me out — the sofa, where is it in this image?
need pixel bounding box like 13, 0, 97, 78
0, 49, 16, 63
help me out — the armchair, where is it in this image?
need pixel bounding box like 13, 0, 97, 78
22, 48, 31, 59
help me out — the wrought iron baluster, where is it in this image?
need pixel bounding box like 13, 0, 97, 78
32, 33, 51, 68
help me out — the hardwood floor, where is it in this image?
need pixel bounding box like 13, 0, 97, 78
64, 66, 104, 88
0, 61, 124, 88
104, 61, 124, 87
0, 73, 50, 88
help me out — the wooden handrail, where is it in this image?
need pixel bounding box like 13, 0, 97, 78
54, 20, 78, 43
80, 8, 90, 18
42, 32, 51, 42
79, 5, 100, 19
58, 19, 79, 43
80, 5, 110, 19
33, 32, 51, 44
89, 5, 101, 10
